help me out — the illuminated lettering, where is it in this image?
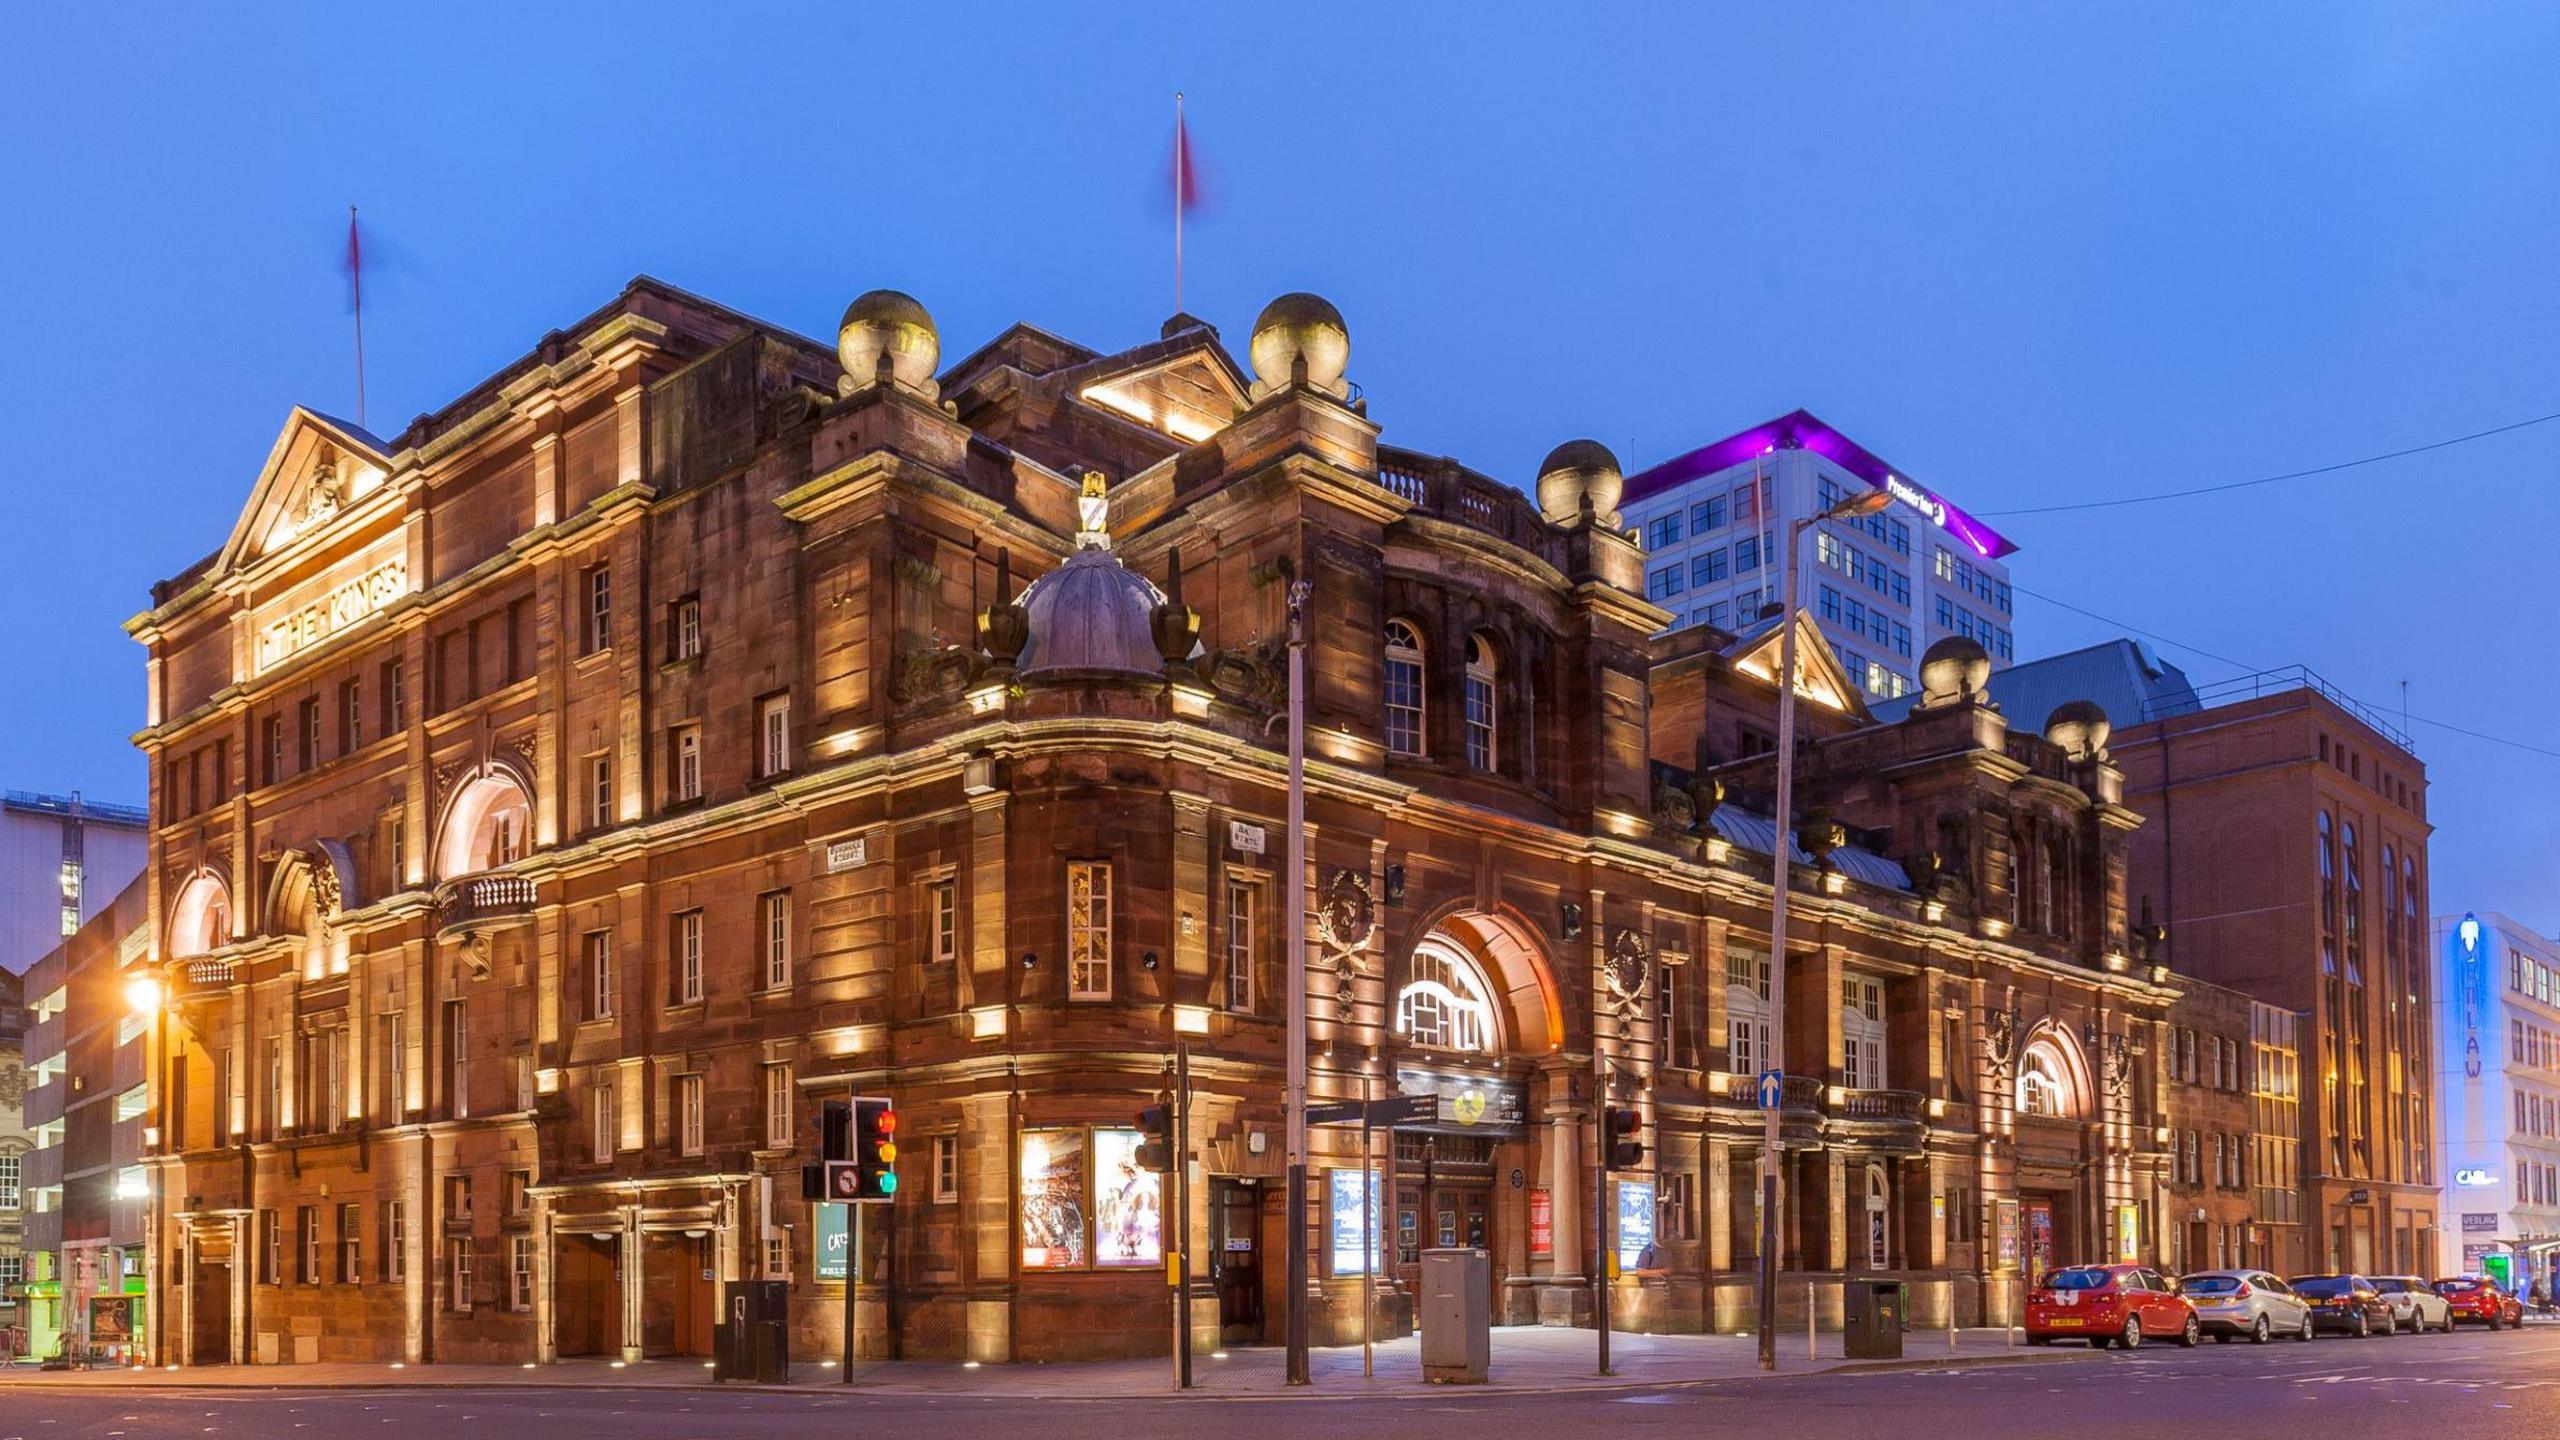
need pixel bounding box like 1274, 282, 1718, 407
256, 558, 408, 673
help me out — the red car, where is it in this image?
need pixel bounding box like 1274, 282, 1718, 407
2433, 1276, 2524, 1330
2025, 1264, 2200, 1349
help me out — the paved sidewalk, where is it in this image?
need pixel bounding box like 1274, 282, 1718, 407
0, 1325, 2081, 1399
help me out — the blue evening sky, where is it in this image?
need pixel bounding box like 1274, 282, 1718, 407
4, 3, 2554, 929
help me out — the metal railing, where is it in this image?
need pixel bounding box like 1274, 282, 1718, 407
2156, 666, 2413, 752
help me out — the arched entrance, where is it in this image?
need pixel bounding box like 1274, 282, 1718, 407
168, 869, 232, 958
1383, 909, 1564, 1328
2014, 1023, 2099, 1276
434, 766, 534, 881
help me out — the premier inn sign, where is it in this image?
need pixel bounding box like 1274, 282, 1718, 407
256, 557, 407, 674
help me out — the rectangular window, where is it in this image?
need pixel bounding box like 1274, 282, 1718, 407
1644, 514, 1681, 550
0, 1153, 19, 1210
588, 754, 613, 830
592, 1074, 618, 1161
928, 880, 958, 965
758, 693, 793, 777
933, 1134, 960, 1204
381, 659, 407, 733
672, 724, 702, 803
444, 999, 469, 1120
670, 595, 702, 660
765, 1063, 793, 1149
674, 909, 704, 1004
1691, 549, 1729, 586
338, 1202, 361, 1283
1645, 565, 1685, 602
448, 1237, 473, 1313
377, 1012, 406, 1121
582, 564, 612, 654
1734, 536, 1760, 573
510, 1234, 535, 1312
761, 891, 792, 990
1733, 481, 1759, 522
679, 1074, 705, 1156
582, 930, 614, 1021
1690, 495, 1727, 532
1225, 878, 1257, 1011
382, 1201, 406, 1284
338, 677, 363, 752
261, 1209, 281, 1285
262, 715, 284, 785
1020, 1128, 1165, 1270
298, 697, 321, 769
1068, 862, 1113, 999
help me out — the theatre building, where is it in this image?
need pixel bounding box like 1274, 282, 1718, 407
133, 277, 2186, 1369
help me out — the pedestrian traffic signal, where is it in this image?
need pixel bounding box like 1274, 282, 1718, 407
1135, 1102, 1175, 1172
850, 1096, 898, 1202
1604, 1107, 1645, 1170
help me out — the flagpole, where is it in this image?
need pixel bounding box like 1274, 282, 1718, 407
1174, 92, 1185, 315
348, 205, 367, 431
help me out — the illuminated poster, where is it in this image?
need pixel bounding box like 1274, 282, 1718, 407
1328, 1168, 1384, 1275
1020, 1130, 1088, 1269
1529, 1189, 1553, 1257
1093, 1129, 1163, 1267
1995, 1200, 2020, 1268
1616, 1179, 1656, 1272
2115, 1204, 2140, 1262
816, 1202, 849, 1281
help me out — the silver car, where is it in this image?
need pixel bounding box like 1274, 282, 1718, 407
2180, 1269, 2315, 1343
2372, 1275, 2454, 1333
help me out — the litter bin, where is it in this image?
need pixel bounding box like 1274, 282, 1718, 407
1420, 1248, 1491, 1384
714, 1280, 791, 1382
1843, 1277, 1903, 1359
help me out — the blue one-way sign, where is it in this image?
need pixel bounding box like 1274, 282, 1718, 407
1756, 1070, 1784, 1109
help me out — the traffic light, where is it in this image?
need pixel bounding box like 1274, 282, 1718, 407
818, 1100, 851, 1163
1134, 1102, 1174, 1173
850, 1096, 898, 1202
1604, 1107, 1645, 1170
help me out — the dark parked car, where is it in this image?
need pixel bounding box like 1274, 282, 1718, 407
2433, 1275, 2524, 1330
2289, 1274, 2397, 1336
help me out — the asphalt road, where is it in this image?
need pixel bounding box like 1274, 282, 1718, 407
8, 1327, 2558, 1438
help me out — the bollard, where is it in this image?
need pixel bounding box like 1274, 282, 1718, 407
1948, 1297, 1957, 1353
1807, 1279, 1817, 1361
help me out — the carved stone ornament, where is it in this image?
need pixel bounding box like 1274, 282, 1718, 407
891, 643, 983, 706
309, 854, 342, 921
1318, 868, 1376, 953
0, 1063, 23, 1109
1199, 639, 1284, 709
1981, 1003, 2022, 1076
301, 450, 344, 526
1605, 927, 1653, 1003
2102, 1031, 2134, 1097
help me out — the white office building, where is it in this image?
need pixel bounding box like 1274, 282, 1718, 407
2434, 910, 2560, 1287
1620, 409, 2018, 701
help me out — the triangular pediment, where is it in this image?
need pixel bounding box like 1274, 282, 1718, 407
1061, 332, 1251, 446
217, 407, 397, 577
1725, 610, 1872, 720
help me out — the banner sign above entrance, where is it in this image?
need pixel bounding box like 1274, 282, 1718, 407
1394, 1068, 1526, 1133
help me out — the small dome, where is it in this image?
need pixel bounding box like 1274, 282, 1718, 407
1536, 439, 1625, 528
2044, 700, 2113, 762
1248, 292, 1349, 398
1016, 549, 1169, 677
838, 289, 939, 394
1916, 635, 1993, 709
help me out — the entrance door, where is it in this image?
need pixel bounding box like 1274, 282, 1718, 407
1210, 1179, 1262, 1341
555, 1234, 618, 1357
1865, 1165, 1890, 1270
641, 1234, 713, 1358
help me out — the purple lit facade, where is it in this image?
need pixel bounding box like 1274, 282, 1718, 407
1621, 409, 2018, 700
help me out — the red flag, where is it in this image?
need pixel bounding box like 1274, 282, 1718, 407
1170, 111, 1205, 215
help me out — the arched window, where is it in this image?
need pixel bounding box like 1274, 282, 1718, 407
2343, 822, 2364, 986
2019, 1047, 2068, 1117
1463, 633, 1497, 772
2317, 811, 2338, 977
169, 871, 232, 957
1864, 1163, 1890, 1269
436, 769, 535, 880
1396, 939, 1497, 1053
1384, 621, 1425, 758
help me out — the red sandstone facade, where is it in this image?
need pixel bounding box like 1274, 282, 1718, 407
133, 280, 2193, 1370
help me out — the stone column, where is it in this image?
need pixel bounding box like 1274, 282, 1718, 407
1547, 1103, 1581, 1281
619, 1206, 645, 1363
227, 1214, 249, 1366
1707, 1137, 1733, 1273
533, 1195, 557, 1365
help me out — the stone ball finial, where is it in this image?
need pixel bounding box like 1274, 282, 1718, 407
2044, 700, 2113, 763
1536, 439, 1625, 530
1247, 292, 1349, 400
1916, 635, 1993, 710
838, 289, 940, 397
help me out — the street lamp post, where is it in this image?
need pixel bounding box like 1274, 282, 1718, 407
124, 971, 167, 1371
1283, 577, 1313, 1386
1754, 485, 1893, 1372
